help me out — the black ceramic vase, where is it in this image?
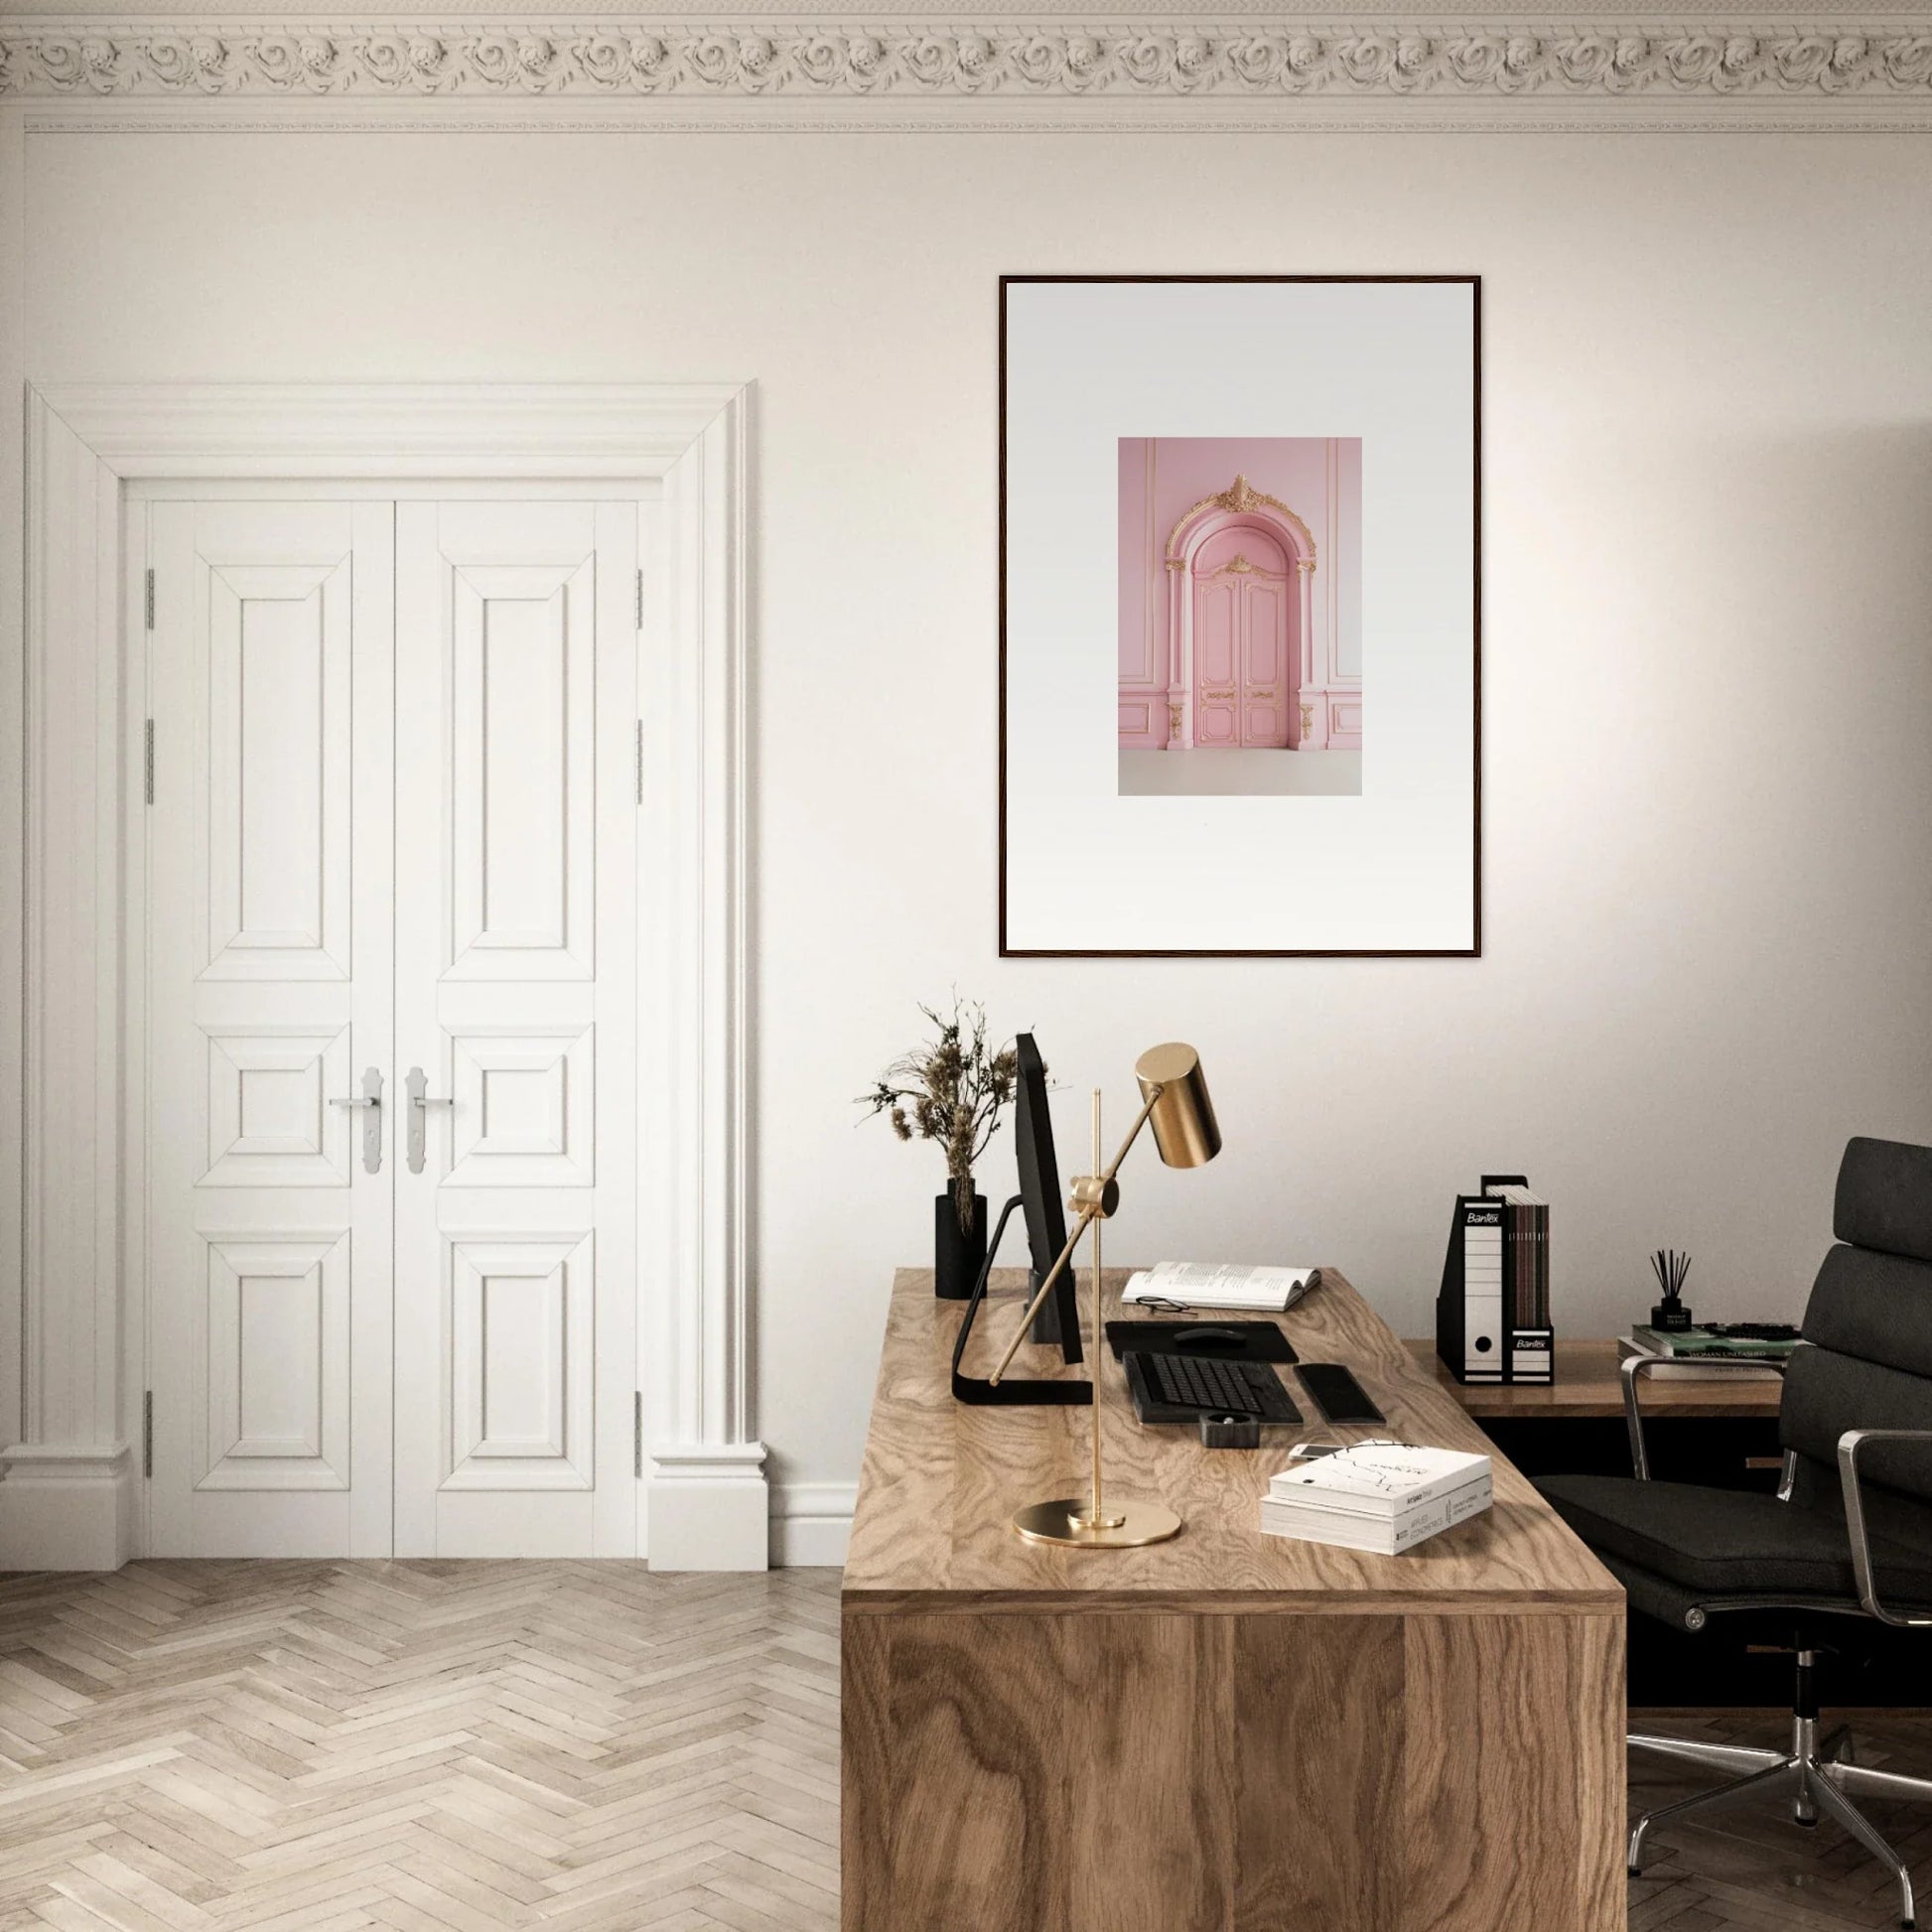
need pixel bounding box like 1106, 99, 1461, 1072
934, 1185, 989, 1300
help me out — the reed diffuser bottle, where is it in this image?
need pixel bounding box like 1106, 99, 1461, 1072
1650, 1248, 1694, 1332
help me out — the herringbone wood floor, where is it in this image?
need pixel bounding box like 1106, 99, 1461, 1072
0, 1563, 840, 1931
0, 1564, 1928, 1930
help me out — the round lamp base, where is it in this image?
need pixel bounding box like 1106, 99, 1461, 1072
1012, 1496, 1182, 1549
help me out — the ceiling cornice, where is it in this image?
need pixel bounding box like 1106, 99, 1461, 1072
4, 15, 1932, 124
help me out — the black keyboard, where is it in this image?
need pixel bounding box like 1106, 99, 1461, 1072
1125, 1351, 1303, 1425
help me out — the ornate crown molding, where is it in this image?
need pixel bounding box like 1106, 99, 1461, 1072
1169, 474, 1317, 568
4, 18, 1932, 111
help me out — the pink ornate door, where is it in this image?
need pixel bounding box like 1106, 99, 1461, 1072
1192, 571, 1241, 746
1191, 554, 1292, 748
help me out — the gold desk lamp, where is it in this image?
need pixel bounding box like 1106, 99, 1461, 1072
987, 1041, 1221, 1549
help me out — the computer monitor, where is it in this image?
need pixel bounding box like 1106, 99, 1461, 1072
1014, 1034, 1083, 1363
948, 1032, 1090, 1405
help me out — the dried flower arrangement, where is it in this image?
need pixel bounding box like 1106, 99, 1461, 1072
860, 998, 1021, 1234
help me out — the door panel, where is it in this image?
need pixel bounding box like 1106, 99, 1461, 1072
1240, 578, 1290, 749
449, 560, 596, 979
147, 500, 394, 1557
200, 1233, 350, 1490
205, 566, 351, 977
1193, 576, 1239, 746
393, 501, 637, 1558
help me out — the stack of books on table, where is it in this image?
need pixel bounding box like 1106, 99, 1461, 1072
1616, 1325, 1797, 1382
1259, 1444, 1493, 1556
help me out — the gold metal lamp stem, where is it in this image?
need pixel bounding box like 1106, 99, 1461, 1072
1068, 1091, 1124, 1533
1010, 1083, 1183, 1552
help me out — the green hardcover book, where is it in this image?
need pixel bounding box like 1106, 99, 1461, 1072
1630, 1324, 1798, 1360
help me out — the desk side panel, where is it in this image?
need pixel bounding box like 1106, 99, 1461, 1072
1403, 1611, 1626, 1932
1232, 1613, 1405, 1930
841, 1604, 1624, 1932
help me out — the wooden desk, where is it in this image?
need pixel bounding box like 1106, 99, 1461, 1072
1408, 1336, 1784, 1420
843, 1269, 1625, 1932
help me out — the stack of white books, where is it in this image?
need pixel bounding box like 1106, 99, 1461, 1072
1260, 1444, 1493, 1556
1121, 1261, 1317, 1312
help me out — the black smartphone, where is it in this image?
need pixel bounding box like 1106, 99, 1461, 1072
1297, 1363, 1385, 1426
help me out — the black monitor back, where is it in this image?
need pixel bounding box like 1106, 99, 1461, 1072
1015, 1034, 1082, 1360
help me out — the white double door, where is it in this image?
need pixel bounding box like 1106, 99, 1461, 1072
146, 494, 639, 1557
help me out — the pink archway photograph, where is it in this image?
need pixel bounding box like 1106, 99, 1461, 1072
1000, 274, 1477, 956
1118, 437, 1363, 796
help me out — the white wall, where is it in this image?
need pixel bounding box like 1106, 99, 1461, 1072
15, 127, 1932, 1534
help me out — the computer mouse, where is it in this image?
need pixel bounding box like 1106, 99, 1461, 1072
1173, 1325, 1246, 1349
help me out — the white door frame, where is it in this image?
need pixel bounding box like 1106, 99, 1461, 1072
2, 382, 763, 1571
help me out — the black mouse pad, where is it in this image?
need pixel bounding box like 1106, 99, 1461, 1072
1104, 1319, 1298, 1365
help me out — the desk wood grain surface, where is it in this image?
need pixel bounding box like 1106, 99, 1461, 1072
1409, 1336, 1785, 1419
843, 1268, 1620, 1613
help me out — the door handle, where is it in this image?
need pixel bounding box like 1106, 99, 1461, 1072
329, 1066, 384, 1174
405, 1066, 454, 1175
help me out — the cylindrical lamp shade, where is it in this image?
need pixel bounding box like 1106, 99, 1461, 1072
1134, 1042, 1221, 1169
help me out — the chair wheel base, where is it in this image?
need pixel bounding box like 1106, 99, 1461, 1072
1795, 1815, 1819, 1829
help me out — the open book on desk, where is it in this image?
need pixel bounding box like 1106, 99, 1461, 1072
1121, 1261, 1318, 1313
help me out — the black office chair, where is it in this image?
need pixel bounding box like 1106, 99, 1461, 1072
1538, 1136, 1932, 1930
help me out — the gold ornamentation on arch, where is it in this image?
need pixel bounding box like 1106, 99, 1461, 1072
1165, 473, 1317, 571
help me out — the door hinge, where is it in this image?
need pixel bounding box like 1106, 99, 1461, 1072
634, 567, 644, 631
142, 1391, 153, 1478
144, 720, 155, 805
633, 1392, 643, 1479
144, 568, 155, 631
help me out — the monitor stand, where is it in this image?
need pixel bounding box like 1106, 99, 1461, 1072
951, 1196, 1092, 1407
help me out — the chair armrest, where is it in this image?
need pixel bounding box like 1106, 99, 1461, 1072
1837, 1429, 1932, 1627
1620, 1351, 1790, 1481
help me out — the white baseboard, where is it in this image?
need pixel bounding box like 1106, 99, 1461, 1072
646, 1442, 770, 1571
771, 1480, 855, 1568
0, 1444, 136, 1571
0, 1444, 852, 1573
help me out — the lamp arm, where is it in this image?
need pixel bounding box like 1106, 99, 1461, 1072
1096, 1085, 1165, 1189
985, 1206, 1097, 1389
986, 1084, 1165, 1387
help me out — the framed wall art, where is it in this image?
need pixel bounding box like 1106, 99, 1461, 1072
999, 274, 1480, 957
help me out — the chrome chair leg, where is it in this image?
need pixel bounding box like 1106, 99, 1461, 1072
1628, 1757, 1802, 1872
1627, 1731, 1786, 1776
1806, 1764, 1916, 1928
1827, 1760, 1932, 1806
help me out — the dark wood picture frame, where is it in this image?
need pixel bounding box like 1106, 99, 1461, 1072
997, 273, 1482, 959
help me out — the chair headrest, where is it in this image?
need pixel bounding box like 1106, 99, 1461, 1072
1836, 1137, 1932, 1263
